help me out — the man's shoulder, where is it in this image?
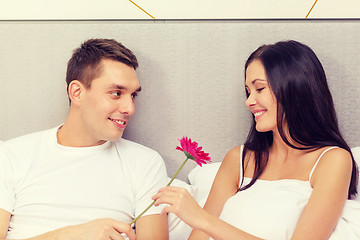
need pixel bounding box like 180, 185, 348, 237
0, 128, 57, 171
116, 138, 157, 154
4, 128, 55, 146
115, 138, 163, 163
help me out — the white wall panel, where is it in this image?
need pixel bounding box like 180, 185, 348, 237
0, 0, 359, 19
0, 20, 359, 180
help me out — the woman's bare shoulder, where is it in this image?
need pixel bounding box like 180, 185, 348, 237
224, 146, 241, 160
219, 146, 241, 173
311, 147, 352, 187
317, 147, 352, 170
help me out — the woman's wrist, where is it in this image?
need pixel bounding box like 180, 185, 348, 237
197, 209, 216, 234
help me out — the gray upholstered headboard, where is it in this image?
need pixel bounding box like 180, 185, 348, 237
0, 20, 359, 181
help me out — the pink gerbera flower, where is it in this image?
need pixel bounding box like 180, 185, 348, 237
176, 136, 211, 166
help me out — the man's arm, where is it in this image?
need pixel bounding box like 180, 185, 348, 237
131, 149, 169, 240
0, 209, 136, 240
0, 208, 11, 240
135, 214, 168, 240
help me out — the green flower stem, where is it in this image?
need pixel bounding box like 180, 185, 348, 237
129, 157, 189, 226
129, 201, 155, 225
166, 157, 189, 186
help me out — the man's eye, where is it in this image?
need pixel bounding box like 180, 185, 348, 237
132, 93, 138, 99
111, 92, 121, 97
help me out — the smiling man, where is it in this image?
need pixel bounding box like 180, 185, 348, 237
0, 39, 169, 240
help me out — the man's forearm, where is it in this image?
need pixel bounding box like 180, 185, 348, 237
5, 218, 136, 240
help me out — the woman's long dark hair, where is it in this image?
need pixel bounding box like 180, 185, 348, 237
240, 40, 358, 199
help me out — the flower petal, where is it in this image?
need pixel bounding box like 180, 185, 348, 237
176, 136, 211, 166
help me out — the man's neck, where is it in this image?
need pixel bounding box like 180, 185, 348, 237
57, 117, 106, 148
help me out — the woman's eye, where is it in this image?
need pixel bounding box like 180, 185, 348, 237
256, 87, 265, 92
132, 93, 138, 99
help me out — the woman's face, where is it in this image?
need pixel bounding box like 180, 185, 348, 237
245, 60, 278, 133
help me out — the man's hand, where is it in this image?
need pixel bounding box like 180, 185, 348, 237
55, 218, 136, 240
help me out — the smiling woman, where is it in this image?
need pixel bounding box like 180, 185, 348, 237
152, 40, 360, 240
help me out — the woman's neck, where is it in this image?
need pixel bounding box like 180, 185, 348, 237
270, 130, 300, 162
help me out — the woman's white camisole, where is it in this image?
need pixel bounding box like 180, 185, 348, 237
217, 146, 360, 240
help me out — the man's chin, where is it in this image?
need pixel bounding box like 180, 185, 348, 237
106, 132, 124, 142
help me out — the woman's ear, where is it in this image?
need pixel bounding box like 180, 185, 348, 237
68, 80, 84, 106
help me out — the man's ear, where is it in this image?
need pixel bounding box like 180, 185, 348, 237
68, 80, 84, 106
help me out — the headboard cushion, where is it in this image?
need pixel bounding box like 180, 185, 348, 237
0, 20, 359, 180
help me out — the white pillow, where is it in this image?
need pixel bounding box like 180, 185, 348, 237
188, 162, 221, 205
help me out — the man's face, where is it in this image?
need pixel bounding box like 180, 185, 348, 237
79, 59, 141, 145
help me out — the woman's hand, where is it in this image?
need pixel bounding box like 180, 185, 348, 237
152, 186, 206, 229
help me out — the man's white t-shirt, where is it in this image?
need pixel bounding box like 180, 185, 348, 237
0, 127, 168, 239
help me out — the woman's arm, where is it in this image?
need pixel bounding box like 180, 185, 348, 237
291, 148, 352, 240
154, 146, 264, 240
135, 214, 169, 240
189, 146, 241, 239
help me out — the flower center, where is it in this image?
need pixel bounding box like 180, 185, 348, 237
184, 151, 196, 160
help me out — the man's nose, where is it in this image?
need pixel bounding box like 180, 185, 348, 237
119, 96, 135, 116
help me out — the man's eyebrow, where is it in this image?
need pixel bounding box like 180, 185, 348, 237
110, 84, 142, 92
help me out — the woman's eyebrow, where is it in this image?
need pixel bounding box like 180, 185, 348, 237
251, 79, 266, 84
245, 79, 266, 88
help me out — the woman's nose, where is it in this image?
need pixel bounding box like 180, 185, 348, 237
245, 94, 256, 107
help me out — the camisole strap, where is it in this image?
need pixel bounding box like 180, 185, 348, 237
239, 145, 244, 186
308, 146, 339, 182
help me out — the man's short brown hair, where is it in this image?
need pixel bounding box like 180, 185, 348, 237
66, 38, 138, 93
